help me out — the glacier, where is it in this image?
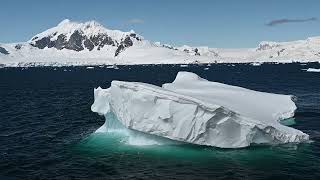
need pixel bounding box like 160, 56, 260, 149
91, 72, 309, 148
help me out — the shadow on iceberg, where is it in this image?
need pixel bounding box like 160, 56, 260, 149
95, 112, 183, 146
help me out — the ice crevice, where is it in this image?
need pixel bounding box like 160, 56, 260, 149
91, 71, 309, 148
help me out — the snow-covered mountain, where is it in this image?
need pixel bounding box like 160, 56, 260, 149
28, 19, 142, 56
0, 19, 319, 66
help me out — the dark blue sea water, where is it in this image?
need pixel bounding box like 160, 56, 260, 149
0, 63, 320, 179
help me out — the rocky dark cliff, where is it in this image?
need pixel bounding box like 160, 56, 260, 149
0, 47, 9, 55
30, 31, 141, 57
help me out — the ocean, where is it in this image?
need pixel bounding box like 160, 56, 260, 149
0, 63, 320, 179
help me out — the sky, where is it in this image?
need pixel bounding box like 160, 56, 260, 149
0, 0, 319, 48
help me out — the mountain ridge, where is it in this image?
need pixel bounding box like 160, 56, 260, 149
0, 19, 319, 66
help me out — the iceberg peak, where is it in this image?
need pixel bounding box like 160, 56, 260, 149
173, 71, 207, 83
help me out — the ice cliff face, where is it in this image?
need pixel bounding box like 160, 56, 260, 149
91, 72, 309, 148
29, 19, 142, 56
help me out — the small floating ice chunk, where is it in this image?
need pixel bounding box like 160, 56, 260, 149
306, 68, 320, 72
251, 62, 262, 66
106, 64, 119, 69
86, 66, 94, 69
180, 64, 188, 67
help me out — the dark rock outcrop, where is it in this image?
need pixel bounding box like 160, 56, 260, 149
115, 44, 125, 57
65, 30, 84, 51
30, 30, 141, 56
54, 34, 67, 50
0, 47, 9, 55
194, 48, 200, 56
15, 44, 23, 50
115, 36, 134, 56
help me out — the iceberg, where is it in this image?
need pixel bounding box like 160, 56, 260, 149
91, 72, 309, 148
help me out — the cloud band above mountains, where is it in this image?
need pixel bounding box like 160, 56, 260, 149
266, 17, 317, 26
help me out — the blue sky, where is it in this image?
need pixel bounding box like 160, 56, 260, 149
1, 0, 319, 48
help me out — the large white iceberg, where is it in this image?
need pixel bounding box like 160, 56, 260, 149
91, 72, 309, 148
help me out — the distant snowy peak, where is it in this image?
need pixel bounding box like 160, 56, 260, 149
256, 41, 280, 51
154, 42, 219, 57
177, 45, 219, 57
29, 19, 143, 56
254, 36, 320, 59
257, 36, 320, 51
